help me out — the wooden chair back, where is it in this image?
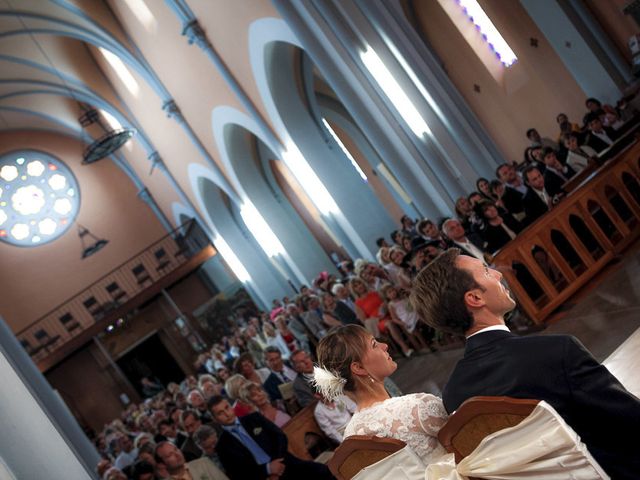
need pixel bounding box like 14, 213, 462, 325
282, 401, 331, 461
438, 396, 539, 463
328, 435, 406, 480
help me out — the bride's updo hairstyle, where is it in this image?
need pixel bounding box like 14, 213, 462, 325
316, 324, 369, 395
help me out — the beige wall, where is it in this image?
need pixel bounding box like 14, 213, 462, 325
189, 0, 283, 139
585, 0, 637, 65
104, 0, 248, 201
0, 131, 166, 332
408, 0, 587, 164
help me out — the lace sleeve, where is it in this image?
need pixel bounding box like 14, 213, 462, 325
416, 393, 448, 436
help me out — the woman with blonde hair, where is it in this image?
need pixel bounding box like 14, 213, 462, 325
224, 374, 255, 417
313, 325, 447, 464
239, 381, 291, 428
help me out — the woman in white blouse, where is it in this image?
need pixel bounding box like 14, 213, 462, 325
314, 393, 357, 444
263, 321, 291, 360
313, 324, 448, 465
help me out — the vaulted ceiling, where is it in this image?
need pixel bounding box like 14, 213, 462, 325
0, 0, 144, 142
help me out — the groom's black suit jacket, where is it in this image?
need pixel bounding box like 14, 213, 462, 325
443, 330, 640, 479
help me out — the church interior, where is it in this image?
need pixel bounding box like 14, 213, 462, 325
0, 0, 638, 479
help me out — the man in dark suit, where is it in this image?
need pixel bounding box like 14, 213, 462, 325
180, 410, 205, 461
500, 182, 525, 217
155, 418, 188, 449
410, 249, 640, 479
210, 396, 333, 480
262, 346, 297, 402
584, 112, 619, 153
495, 165, 526, 220
522, 166, 553, 224
541, 147, 576, 197
442, 218, 486, 263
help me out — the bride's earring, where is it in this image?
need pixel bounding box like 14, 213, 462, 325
368, 375, 375, 384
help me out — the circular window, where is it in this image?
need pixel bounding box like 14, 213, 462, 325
0, 150, 80, 247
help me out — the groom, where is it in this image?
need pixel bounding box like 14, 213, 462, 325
410, 249, 640, 479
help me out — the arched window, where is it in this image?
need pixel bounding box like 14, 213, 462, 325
0, 150, 80, 246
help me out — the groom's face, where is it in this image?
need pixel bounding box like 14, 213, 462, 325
457, 256, 515, 316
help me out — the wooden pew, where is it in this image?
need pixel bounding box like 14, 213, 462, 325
282, 400, 332, 461
494, 140, 640, 324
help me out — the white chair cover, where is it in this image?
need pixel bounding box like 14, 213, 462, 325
351, 445, 426, 480
426, 401, 609, 480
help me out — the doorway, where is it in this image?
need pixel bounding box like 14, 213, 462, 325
116, 333, 184, 397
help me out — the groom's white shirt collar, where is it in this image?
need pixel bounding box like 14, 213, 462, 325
466, 325, 510, 339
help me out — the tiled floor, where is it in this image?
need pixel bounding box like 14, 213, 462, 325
603, 327, 640, 397
391, 247, 640, 396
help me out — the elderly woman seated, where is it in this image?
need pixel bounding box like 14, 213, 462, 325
239, 381, 291, 428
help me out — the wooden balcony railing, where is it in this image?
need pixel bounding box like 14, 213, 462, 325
16, 220, 214, 366
494, 140, 640, 324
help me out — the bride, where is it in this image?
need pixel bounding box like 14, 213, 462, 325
313, 325, 609, 480
313, 324, 448, 464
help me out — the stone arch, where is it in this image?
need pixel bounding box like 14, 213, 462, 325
249, 18, 397, 259
188, 163, 290, 307
212, 105, 337, 282
316, 93, 422, 220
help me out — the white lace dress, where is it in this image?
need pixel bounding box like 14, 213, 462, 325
343, 393, 448, 465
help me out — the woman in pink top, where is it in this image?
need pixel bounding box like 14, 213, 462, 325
240, 382, 291, 428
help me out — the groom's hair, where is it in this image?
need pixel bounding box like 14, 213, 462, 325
410, 248, 479, 336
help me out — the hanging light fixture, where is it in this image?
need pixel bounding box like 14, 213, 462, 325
8, 4, 136, 165
78, 106, 135, 164
78, 224, 109, 259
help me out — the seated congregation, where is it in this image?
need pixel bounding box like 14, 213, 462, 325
95, 97, 640, 480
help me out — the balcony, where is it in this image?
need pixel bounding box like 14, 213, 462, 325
16, 220, 215, 372
494, 138, 640, 323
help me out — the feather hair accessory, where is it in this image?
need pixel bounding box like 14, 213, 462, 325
311, 365, 346, 401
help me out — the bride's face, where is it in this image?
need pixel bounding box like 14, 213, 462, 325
360, 335, 397, 381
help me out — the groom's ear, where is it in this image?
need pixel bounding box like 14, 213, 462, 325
464, 288, 485, 309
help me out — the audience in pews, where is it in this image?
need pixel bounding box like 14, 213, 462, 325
92, 96, 638, 479
210, 396, 333, 479
155, 441, 227, 480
